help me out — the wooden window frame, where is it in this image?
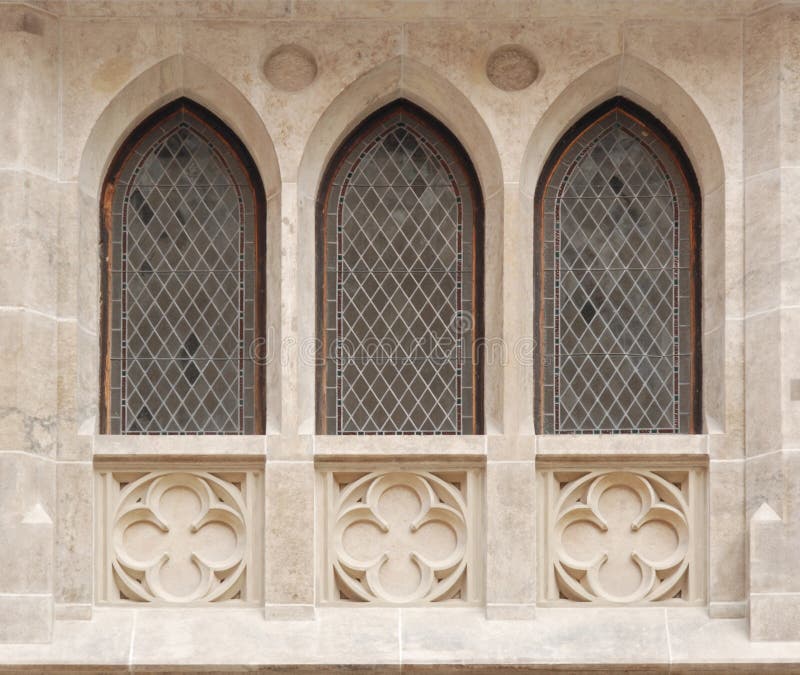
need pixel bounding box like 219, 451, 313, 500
315, 99, 485, 435
533, 96, 702, 434
99, 98, 267, 435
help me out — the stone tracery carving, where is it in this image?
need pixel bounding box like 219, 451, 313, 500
105, 470, 253, 603
327, 469, 477, 604
540, 467, 704, 604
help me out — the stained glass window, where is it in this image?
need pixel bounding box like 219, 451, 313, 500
318, 100, 483, 434
101, 99, 266, 434
535, 98, 701, 434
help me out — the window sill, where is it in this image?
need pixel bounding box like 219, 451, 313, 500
313, 434, 487, 462
92, 434, 267, 461
535, 433, 709, 458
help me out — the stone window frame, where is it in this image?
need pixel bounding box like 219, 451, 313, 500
98, 98, 268, 435
315, 98, 485, 436
533, 96, 703, 435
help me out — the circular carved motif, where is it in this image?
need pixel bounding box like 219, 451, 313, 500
333, 471, 468, 603
486, 45, 538, 91
554, 470, 690, 603
264, 44, 318, 92
112, 471, 248, 603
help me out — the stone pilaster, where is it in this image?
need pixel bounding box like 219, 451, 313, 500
743, 3, 800, 641
0, 3, 60, 643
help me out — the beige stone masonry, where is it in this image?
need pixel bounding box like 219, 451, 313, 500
3, 0, 800, 665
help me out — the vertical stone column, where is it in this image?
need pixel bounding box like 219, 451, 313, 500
0, 4, 60, 643
485, 187, 536, 620
743, 3, 800, 641
263, 182, 315, 620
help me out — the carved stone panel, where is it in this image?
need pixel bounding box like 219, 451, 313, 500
95, 466, 263, 604
538, 463, 706, 605
317, 466, 483, 605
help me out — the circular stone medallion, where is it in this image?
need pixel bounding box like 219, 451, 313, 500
486, 45, 538, 91
264, 44, 318, 92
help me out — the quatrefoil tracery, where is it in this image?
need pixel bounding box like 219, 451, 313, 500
333, 471, 468, 603
554, 470, 690, 603
112, 471, 248, 603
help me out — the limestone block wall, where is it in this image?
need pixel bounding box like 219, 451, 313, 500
0, 3, 59, 643
0, 0, 797, 663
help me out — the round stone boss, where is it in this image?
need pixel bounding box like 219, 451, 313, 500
263, 44, 318, 91
486, 44, 539, 91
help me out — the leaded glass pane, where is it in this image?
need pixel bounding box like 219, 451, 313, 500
107, 105, 259, 434
538, 104, 698, 434
322, 105, 479, 434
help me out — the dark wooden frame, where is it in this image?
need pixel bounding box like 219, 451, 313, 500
99, 98, 267, 435
315, 99, 485, 435
533, 96, 702, 434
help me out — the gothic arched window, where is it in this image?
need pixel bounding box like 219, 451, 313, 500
100, 99, 266, 434
535, 97, 701, 434
317, 100, 484, 434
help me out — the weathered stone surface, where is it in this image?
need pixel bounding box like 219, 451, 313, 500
2, 0, 800, 666
486, 45, 538, 91
264, 44, 318, 91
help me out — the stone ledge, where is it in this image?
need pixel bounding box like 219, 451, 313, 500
92, 435, 267, 460
1, 607, 800, 670
536, 434, 709, 457
313, 434, 487, 462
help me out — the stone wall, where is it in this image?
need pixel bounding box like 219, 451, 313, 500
0, 0, 798, 668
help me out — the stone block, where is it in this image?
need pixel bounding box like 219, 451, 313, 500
744, 6, 782, 177
3, 505, 53, 595
750, 593, 800, 641
745, 310, 782, 456
486, 461, 535, 611
0, 172, 60, 316
744, 170, 781, 317
709, 459, 745, 603
264, 461, 314, 608
0, 311, 57, 456
0, 7, 58, 176
781, 308, 800, 450
55, 462, 92, 607
0, 594, 53, 644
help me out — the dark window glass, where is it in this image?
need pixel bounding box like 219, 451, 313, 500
535, 98, 701, 434
101, 99, 266, 434
318, 100, 483, 434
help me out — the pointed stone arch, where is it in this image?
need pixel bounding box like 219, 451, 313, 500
521, 54, 731, 437
75, 55, 281, 433
295, 57, 505, 433
520, 54, 724, 199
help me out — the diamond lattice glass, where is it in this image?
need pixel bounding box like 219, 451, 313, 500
322, 105, 479, 434
537, 105, 698, 434
107, 105, 259, 434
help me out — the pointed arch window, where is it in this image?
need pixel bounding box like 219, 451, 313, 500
100, 99, 266, 434
317, 100, 484, 434
535, 97, 701, 434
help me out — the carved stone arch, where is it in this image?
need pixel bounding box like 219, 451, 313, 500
520, 55, 724, 199
520, 54, 729, 436
76, 55, 282, 433
296, 57, 504, 434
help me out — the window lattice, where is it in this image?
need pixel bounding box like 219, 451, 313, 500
536, 100, 700, 434
103, 101, 264, 434
320, 102, 481, 434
